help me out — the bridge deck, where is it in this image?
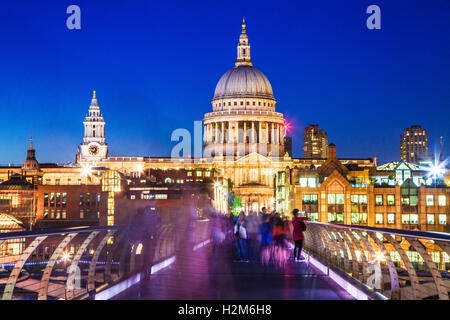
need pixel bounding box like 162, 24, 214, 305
114, 240, 354, 300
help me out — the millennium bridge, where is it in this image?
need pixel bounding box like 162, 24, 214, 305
0, 219, 449, 300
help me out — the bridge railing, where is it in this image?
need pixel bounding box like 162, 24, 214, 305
303, 222, 450, 300
0, 219, 210, 300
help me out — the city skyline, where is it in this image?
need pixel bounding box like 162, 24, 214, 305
1, 0, 449, 165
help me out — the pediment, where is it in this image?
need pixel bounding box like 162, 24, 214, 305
236, 152, 272, 163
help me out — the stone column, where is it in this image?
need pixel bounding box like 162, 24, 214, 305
252, 121, 255, 143
265, 122, 269, 144
221, 122, 224, 143
244, 121, 247, 143
259, 121, 262, 144
214, 122, 219, 144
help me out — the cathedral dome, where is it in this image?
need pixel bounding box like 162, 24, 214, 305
213, 65, 274, 101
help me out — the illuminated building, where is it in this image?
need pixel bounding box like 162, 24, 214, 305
276, 144, 449, 233
0, 213, 25, 263
303, 124, 328, 159
0, 173, 36, 229
400, 125, 429, 164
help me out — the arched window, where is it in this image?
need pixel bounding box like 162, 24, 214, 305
164, 177, 172, 183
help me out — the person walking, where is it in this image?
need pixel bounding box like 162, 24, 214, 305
291, 209, 307, 261
234, 211, 249, 262
245, 212, 259, 261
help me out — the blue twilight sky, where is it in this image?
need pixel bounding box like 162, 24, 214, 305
0, 0, 449, 165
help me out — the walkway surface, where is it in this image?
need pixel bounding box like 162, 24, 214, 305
114, 240, 354, 300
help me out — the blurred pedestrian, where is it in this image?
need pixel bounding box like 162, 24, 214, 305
291, 209, 307, 261
234, 211, 249, 262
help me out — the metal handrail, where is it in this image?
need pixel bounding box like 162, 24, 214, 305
307, 221, 450, 241
303, 221, 450, 300
0, 226, 119, 240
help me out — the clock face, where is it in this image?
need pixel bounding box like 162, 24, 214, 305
88, 144, 99, 156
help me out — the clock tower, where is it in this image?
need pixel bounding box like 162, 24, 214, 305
77, 90, 108, 164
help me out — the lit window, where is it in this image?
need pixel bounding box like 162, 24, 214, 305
164, 178, 172, 183
351, 213, 360, 224
426, 195, 434, 206
187, 171, 192, 176
376, 214, 383, 224
438, 195, 446, 206
130, 195, 135, 199
410, 214, 418, 224
387, 213, 395, 224
438, 214, 447, 225
300, 178, 308, 187
205, 171, 211, 177
427, 214, 435, 225
432, 252, 440, 264
387, 195, 395, 206
308, 213, 318, 221
196, 171, 202, 177
402, 214, 410, 224
375, 195, 383, 206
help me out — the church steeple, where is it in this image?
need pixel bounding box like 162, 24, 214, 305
235, 17, 252, 67
27, 136, 36, 160
77, 90, 108, 164
22, 136, 40, 171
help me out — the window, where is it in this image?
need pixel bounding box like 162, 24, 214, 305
439, 214, 447, 225
387, 195, 395, 206
50, 210, 55, 219
427, 214, 435, 225
62, 210, 66, 219
387, 213, 395, 224
196, 171, 202, 177
62, 193, 67, 207
56, 193, 61, 207
410, 214, 418, 224
80, 193, 84, 206
432, 252, 440, 264
130, 195, 135, 200
187, 171, 192, 177
155, 194, 168, 199
300, 177, 317, 188
426, 195, 434, 206
376, 214, 383, 224
44, 193, 49, 207
44, 210, 48, 219
351, 194, 367, 205
80, 210, 84, 219
302, 194, 318, 204
205, 171, 211, 177
351, 213, 360, 224
164, 177, 172, 183
438, 195, 446, 206
375, 195, 383, 206
308, 213, 318, 222
50, 193, 55, 206
328, 212, 344, 223
328, 194, 344, 204
401, 214, 410, 224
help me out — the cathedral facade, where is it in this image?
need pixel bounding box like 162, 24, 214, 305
76, 19, 293, 213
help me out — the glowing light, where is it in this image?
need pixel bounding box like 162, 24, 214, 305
81, 164, 93, 177
375, 251, 385, 262
136, 243, 143, 255
424, 158, 447, 181
135, 165, 144, 173
61, 251, 71, 261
